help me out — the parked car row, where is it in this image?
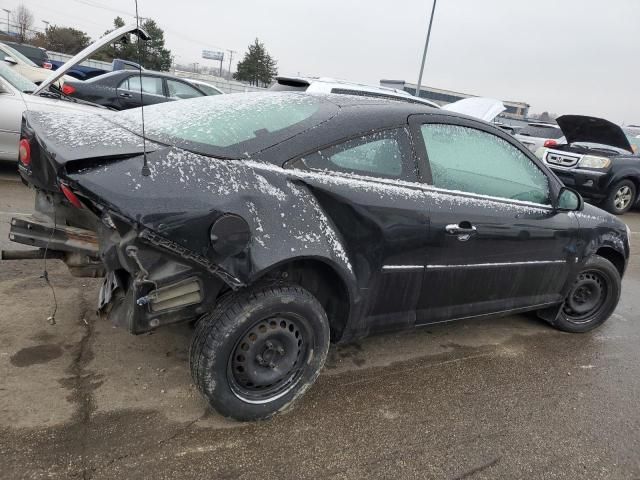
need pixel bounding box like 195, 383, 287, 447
2, 36, 639, 217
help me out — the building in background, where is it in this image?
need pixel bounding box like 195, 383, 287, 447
380, 79, 529, 120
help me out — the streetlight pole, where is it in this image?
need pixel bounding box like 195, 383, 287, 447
227, 49, 235, 81
2, 9, 10, 34
415, 0, 438, 98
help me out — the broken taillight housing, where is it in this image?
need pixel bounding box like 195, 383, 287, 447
60, 184, 83, 209
18, 139, 31, 166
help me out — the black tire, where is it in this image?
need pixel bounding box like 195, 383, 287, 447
603, 179, 636, 215
551, 255, 621, 333
189, 284, 330, 421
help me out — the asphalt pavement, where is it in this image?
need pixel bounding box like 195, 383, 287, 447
1, 160, 639, 479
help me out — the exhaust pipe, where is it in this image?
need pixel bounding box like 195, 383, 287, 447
1, 249, 65, 260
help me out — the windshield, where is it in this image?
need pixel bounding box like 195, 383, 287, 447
194, 83, 222, 96
625, 132, 640, 153
0, 62, 37, 93
112, 92, 335, 158
519, 125, 564, 139
0, 43, 38, 67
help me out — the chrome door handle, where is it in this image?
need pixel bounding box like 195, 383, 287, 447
119, 92, 132, 98
445, 223, 477, 241
445, 224, 477, 235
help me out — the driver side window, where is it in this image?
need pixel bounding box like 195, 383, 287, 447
421, 124, 551, 205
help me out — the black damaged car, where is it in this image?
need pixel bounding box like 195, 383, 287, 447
5, 92, 631, 421
537, 115, 640, 214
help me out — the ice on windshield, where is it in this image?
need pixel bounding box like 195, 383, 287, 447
113, 92, 328, 156
0, 62, 37, 93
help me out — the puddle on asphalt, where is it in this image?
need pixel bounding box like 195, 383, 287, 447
10, 344, 63, 367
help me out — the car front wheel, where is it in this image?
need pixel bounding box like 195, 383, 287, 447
189, 284, 330, 421
551, 255, 621, 333
603, 179, 636, 215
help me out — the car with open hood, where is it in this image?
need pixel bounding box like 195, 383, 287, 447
0, 41, 73, 86
4, 89, 630, 421
536, 115, 640, 214
0, 24, 149, 162
0, 62, 103, 162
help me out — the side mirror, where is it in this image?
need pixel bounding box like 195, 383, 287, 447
556, 186, 584, 212
4, 56, 18, 65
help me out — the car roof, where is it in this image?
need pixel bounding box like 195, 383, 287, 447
248, 92, 468, 163
273, 75, 441, 108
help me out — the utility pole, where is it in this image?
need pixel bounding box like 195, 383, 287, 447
415, 0, 438, 98
2, 9, 10, 34
227, 49, 235, 81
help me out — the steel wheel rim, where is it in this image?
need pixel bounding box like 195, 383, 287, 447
614, 186, 632, 210
227, 313, 312, 404
563, 270, 608, 324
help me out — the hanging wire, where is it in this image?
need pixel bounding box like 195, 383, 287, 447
41, 208, 58, 325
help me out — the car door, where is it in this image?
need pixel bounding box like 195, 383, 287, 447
289, 128, 432, 333
0, 79, 25, 161
116, 74, 168, 109
411, 115, 579, 324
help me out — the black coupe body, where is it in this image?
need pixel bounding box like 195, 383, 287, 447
538, 115, 640, 214
9, 93, 630, 420
61, 70, 210, 110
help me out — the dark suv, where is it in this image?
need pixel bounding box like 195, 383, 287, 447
5, 93, 630, 421
537, 115, 640, 214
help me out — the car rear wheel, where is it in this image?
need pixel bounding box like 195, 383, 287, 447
551, 255, 621, 333
603, 179, 636, 215
189, 284, 330, 421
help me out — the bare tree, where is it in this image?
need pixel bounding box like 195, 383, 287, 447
12, 4, 34, 43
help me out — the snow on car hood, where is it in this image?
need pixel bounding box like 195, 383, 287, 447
556, 115, 634, 153
34, 24, 149, 95
442, 97, 505, 122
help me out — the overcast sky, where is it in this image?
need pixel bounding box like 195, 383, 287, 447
3, 0, 639, 123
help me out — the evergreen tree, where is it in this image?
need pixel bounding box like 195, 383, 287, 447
234, 38, 278, 87
93, 17, 172, 71
32, 26, 91, 55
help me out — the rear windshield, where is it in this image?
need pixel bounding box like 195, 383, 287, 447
8, 43, 47, 63
0, 43, 38, 67
112, 92, 335, 158
519, 125, 564, 139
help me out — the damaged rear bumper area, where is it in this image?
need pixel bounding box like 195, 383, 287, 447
5, 208, 243, 334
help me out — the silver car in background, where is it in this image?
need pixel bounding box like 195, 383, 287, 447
515, 122, 565, 152
0, 63, 101, 162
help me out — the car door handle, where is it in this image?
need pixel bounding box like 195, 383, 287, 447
445, 222, 477, 241
119, 92, 132, 98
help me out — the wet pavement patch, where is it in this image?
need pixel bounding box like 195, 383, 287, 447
10, 344, 63, 367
